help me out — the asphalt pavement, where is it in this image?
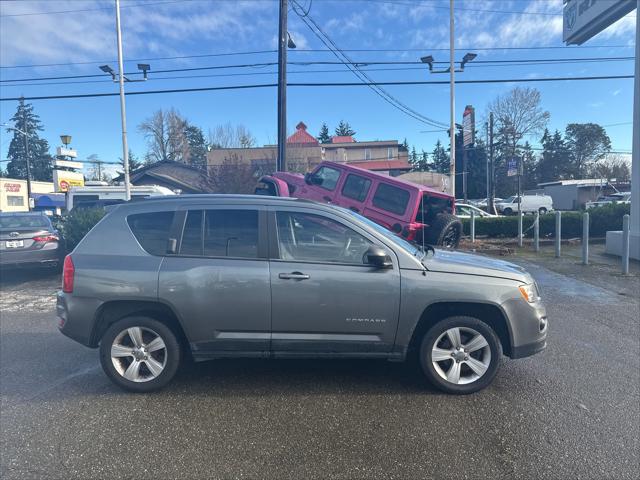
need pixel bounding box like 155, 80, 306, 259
1, 260, 638, 479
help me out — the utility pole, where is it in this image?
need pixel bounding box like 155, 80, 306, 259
115, 0, 131, 200
488, 112, 495, 215
462, 141, 468, 202
448, 0, 456, 197
277, 0, 288, 172
22, 104, 32, 211
485, 121, 490, 203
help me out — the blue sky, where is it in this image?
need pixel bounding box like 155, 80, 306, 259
0, 0, 636, 177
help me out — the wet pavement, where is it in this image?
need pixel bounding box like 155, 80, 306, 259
1, 258, 638, 479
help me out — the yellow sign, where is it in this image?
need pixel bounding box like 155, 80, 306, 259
53, 170, 84, 192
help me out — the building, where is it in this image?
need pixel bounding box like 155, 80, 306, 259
113, 160, 213, 194
207, 121, 411, 176
536, 179, 613, 211
0, 178, 63, 213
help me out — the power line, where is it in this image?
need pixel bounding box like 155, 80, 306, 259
0, 74, 633, 102
2, 56, 633, 84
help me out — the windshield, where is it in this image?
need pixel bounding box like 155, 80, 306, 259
332, 206, 420, 256
0, 215, 50, 229
502, 196, 516, 203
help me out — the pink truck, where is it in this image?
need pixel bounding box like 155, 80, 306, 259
256, 161, 462, 248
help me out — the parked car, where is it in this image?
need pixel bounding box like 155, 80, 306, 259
0, 212, 64, 269
57, 195, 548, 394
454, 203, 498, 219
585, 192, 631, 209
470, 197, 503, 208
256, 161, 463, 248
496, 195, 553, 215
66, 185, 175, 211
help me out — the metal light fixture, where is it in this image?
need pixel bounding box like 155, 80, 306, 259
287, 32, 296, 49
137, 63, 150, 80
461, 52, 477, 68
420, 55, 434, 71
60, 135, 72, 146
99, 64, 116, 80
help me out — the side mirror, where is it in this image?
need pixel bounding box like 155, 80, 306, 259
304, 173, 313, 185
364, 245, 393, 269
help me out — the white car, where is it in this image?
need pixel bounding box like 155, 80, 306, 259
455, 203, 498, 219
585, 192, 631, 209
496, 195, 553, 215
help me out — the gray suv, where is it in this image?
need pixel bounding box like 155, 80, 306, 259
57, 195, 547, 394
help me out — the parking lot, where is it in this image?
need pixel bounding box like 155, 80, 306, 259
1, 256, 639, 480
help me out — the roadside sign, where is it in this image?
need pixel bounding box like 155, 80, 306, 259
507, 159, 518, 177
462, 105, 475, 147
563, 0, 635, 45
53, 169, 84, 192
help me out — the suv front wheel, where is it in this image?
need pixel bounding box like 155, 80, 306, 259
99, 316, 181, 392
419, 316, 502, 394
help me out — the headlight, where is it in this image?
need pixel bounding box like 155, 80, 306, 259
518, 283, 539, 303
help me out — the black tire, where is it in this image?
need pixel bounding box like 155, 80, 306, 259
419, 316, 502, 394
538, 207, 547, 215
503, 207, 513, 216
422, 213, 462, 249
99, 316, 181, 393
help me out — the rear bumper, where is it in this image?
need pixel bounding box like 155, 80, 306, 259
0, 244, 62, 268
57, 292, 101, 347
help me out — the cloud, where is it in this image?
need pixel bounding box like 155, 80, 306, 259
325, 12, 366, 33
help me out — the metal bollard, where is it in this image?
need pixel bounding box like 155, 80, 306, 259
470, 210, 476, 243
518, 211, 523, 247
534, 212, 540, 252
555, 211, 562, 258
582, 212, 589, 265
622, 214, 630, 275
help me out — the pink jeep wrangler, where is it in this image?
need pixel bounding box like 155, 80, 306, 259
256, 161, 462, 248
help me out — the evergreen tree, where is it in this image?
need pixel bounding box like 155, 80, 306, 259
431, 140, 449, 174
564, 123, 611, 178
184, 124, 208, 169
401, 138, 409, 150
410, 149, 430, 171
118, 149, 143, 176
334, 120, 356, 137
520, 141, 538, 190
410, 146, 418, 167
537, 129, 568, 183
317, 123, 331, 143
5, 98, 53, 181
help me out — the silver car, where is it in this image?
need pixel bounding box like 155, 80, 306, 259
57, 195, 548, 394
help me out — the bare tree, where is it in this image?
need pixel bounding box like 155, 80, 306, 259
590, 154, 631, 183
207, 154, 257, 194
138, 108, 191, 163
208, 122, 256, 149
488, 87, 550, 155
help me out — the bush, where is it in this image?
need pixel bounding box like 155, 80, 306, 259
462, 203, 631, 239
54, 208, 107, 252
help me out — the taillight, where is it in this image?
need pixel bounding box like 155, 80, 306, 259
33, 235, 59, 243
62, 255, 74, 293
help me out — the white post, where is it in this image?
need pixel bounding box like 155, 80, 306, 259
630, 0, 640, 253
534, 212, 540, 252
470, 210, 475, 243
582, 212, 589, 265
622, 214, 630, 275
555, 211, 562, 258
518, 211, 523, 247
115, 0, 131, 201
449, 0, 456, 198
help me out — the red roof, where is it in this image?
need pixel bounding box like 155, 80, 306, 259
347, 159, 412, 171
287, 121, 319, 145
331, 135, 355, 143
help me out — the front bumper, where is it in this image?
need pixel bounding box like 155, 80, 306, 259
501, 296, 548, 359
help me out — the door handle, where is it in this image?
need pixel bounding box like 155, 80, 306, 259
323, 196, 332, 202
279, 272, 310, 280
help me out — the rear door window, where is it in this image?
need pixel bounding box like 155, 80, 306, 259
372, 183, 410, 216
127, 211, 175, 255
341, 174, 372, 202
180, 210, 203, 255
313, 166, 341, 191
203, 210, 259, 258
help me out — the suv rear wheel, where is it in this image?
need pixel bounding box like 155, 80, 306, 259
422, 213, 462, 248
419, 316, 502, 394
99, 316, 181, 392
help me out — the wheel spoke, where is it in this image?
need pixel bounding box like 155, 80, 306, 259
446, 361, 462, 384
465, 357, 489, 377
146, 336, 166, 353
445, 328, 462, 349
123, 359, 142, 381
127, 327, 143, 348
144, 357, 164, 377
111, 344, 133, 358
432, 347, 453, 362
464, 334, 488, 353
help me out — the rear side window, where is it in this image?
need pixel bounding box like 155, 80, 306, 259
314, 166, 341, 191
341, 174, 371, 202
127, 211, 175, 255
180, 210, 203, 255
372, 183, 409, 215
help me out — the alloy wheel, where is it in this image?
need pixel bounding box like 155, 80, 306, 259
110, 326, 167, 382
430, 327, 491, 385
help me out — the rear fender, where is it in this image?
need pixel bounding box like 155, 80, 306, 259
256, 176, 291, 197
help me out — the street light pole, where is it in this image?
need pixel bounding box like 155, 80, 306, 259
449, 0, 456, 198
22, 108, 32, 211
277, 0, 288, 172
115, 0, 131, 201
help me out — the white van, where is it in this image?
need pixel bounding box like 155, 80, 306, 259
66, 185, 175, 211
496, 195, 553, 215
